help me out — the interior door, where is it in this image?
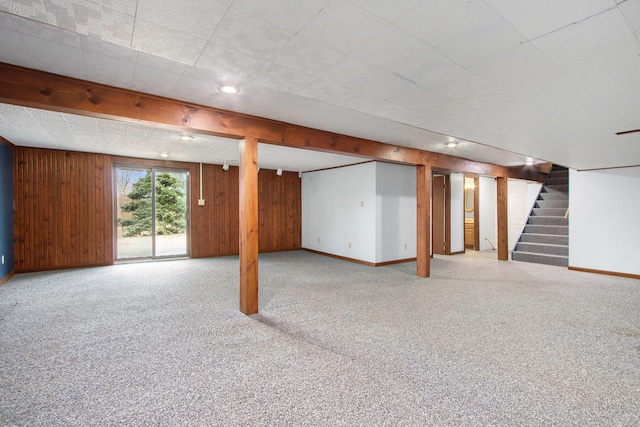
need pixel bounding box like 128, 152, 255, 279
432, 174, 448, 255
115, 167, 188, 260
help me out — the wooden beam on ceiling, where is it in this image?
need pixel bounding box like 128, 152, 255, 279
0, 62, 547, 182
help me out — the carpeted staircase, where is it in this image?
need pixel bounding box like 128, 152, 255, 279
512, 165, 569, 267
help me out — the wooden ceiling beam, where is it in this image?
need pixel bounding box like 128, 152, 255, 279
0, 62, 547, 182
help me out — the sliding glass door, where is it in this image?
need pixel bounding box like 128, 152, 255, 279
115, 167, 189, 260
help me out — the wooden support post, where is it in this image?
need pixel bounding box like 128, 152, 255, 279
497, 177, 508, 261
416, 164, 431, 277
239, 137, 259, 314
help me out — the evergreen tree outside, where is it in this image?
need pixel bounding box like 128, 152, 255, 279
120, 171, 186, 237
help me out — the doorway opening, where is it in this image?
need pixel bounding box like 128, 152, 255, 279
115, 166, 189, 260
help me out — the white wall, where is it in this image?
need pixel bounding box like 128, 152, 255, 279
450, 173, 465, 253
508, 179, 543, 250
302, 162, 417, 264
479, 176, 497, 251
302, 162, 377, 263
569, 167, 640, 275
375, 163, 416, 263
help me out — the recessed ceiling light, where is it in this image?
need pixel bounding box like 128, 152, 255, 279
218, 85, 239, 94
446, 141, 458, 148
526, 158, 534, 165
160, 153, 168, 158
181, 135, 194, 141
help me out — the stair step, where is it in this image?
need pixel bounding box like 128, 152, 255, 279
524, 224, 569, 235
515, 242, 568, 256
548, 170, 569, 179
512, 251, 568, 267
531, 208, 567, 217
527, 216, 568, 226
545, 177, 569, 186
519, 233, 569, 246
537, 191, 568, 200
544, 184, 569, 193
551, 165, 568, 172
535, 199, 569, 208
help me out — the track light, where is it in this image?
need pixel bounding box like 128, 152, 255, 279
222, 162, 229, 171
277, 168, 283, 176
298, 171, 303, 179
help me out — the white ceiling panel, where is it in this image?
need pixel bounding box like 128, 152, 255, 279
131, 19, 207, 65
349, 0, 424, 22
491, 0, 617, 40
298, 0, 389, 54
229, 0, 330, 34
136, 0, 227, 40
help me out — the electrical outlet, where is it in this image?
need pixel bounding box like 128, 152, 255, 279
198, 199, 205, 206
404, 243, 407, 250
348, 243, 351, 248
360, 201, 364, 207
317, 238, 320, 243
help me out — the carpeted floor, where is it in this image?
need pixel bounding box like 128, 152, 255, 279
1, 250, 639, 426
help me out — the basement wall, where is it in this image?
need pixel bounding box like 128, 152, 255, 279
479, 176, 497, 251
302, 161, 416, 264
569, 167, 640, 276
508, 179, 543, 250
0, 141, 14, 281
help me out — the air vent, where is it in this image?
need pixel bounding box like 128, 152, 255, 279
615, 129, 640, 135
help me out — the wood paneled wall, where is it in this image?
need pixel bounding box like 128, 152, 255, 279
258, 169, 301, 253
14, 147, 113, 272
14, 148, 302, 272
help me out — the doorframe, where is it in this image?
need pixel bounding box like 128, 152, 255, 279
113, 164, 190, 261
432, 171, 451, 255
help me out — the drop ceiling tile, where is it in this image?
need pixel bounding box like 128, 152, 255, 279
251, 62, 316, 94
132, 19, 208, 65
0, 27, 33, 67
97, 0, 136, 16
136, 0, 228, 40
298, 0, 390, 54
20, 33, 87, 79
196, 41, 268, 80
0, 0, 47, 22
136, 51, 188, 75
0, 104, 56, 146
40, 0, 133, 47
211, 9, 294, 60
354, 25, 438, 79
619, 0, 640, 31
268, 35, 344, 75
84, 50, 136, 88
495, 0, 616, 40
172, 75, 220, 106
0, 10, 15, 28
229, 0, 329, 34
317, 56, 399, 90
132, 62, 184, 98
349, 0, 424, 22
434, 19, 526, 69
395, 0, 500, 46
10, 13, 82, 47
80, 34, 138, 61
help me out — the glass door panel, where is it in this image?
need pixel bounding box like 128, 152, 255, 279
115, 167, 189, 260
154, 171, 188, 257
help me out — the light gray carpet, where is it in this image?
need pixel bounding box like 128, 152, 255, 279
1, 250, 639, 426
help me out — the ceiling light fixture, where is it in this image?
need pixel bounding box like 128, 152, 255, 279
446, 141, 458, 148
526, 158, 534, 166
222, 161, 229, 171
218, 85, 239, 94
276, 167, 283, 176
160, 152, 168, 158
298, 171, 303, 179
181, 135, 194, 141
